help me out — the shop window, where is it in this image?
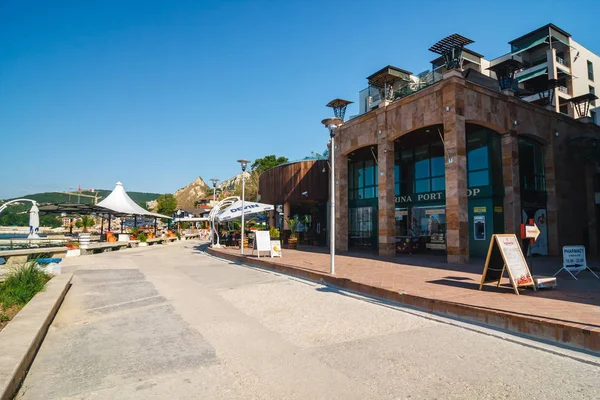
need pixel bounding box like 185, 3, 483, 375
467, 132, 490, 188
348, 154, 378, 200
519, 138, 546, 192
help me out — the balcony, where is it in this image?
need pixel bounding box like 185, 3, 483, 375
556, 55, 570, 68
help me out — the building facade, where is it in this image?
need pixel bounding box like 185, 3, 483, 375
332, 26, 600, 264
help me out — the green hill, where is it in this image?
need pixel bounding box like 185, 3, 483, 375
3, 190, 161, 205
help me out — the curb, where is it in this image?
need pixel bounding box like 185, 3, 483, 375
207, 248, 600, 354
0, 273, 72, 400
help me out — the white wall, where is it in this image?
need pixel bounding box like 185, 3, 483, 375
569, 38, 600, 117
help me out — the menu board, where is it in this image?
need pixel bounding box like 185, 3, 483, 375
270, 240, 282, 258
254, 231, 271, 257
479, 234, 535, 295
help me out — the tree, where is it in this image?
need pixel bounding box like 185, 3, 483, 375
233, 170, 260, 202
251, 155, 289, 175
156, 194, 177, 217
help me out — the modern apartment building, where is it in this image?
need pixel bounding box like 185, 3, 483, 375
358, 24, 599, 124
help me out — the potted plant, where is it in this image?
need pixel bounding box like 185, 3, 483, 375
285, 216, 303, 250
269, 226, 280, 240
130, 227, 139, 241
77, 215, 95, 248
65, 241, 80, 250
138, 232, 148, 246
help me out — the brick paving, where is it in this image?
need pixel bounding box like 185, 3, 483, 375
208, 244, 600, 351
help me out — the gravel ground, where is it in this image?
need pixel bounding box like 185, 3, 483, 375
16, 241, 600, 400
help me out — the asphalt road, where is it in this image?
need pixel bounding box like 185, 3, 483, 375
17, 241, 600, 400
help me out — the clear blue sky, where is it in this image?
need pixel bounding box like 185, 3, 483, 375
1, 0, 599, 198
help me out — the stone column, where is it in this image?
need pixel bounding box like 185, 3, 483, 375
501, 130, 521, 236
269, 210, 276, 228
334, 135, 349, 252
443, 80, 469, 264
586, 164, 598, 255
283, 202, 291, 229
377, 118, 395, 256
545, 141, 559, 256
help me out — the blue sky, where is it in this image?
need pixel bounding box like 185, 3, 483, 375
1, 0, 599, 198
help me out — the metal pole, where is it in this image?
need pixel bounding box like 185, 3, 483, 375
241, 173, 246, 255
330, 135, 335, 275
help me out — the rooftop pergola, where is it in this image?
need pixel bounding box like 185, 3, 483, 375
487, 59, 524, 91
569, 93, 599, 118
367, 65, 413, 101
429, 34, 475, 70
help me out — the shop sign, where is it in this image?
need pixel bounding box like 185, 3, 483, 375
479, 234, 535, 295
474, 206, 486, 214
553, 245, 599, 279
494, 206, 503, 213
253, 231, 271, 258
394, 188, 482, 204
425, 209, 445, 215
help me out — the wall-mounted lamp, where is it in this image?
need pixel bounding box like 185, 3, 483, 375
513, 120, 518, 126
555, 132, 559, 137
446, 106, 450, 111
378, 130, 382, 135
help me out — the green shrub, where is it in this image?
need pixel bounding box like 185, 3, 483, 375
0, 262, 50, 308
138, 232, 147, 242
269, 226, 280, 239
176, 231, 181, 240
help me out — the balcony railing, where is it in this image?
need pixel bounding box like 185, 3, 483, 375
556, 56, 570, 67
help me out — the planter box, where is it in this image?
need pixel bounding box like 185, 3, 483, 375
138, 242, 148, 247
65, 249, 80, 258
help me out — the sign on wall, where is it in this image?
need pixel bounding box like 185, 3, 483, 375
479, 234, 536, 295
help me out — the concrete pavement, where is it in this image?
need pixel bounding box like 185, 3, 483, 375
17, 241, 600, 399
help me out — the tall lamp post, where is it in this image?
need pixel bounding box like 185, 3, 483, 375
237, 159, 250, 255
321, 117, 344, 274
210, 178, 219, 205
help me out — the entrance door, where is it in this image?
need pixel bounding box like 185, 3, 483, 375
349, 206, 378, 250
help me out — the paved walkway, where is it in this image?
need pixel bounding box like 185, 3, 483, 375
211, 245, 600, 343
16, 241, 600, 399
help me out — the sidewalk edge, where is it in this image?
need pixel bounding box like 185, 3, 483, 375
207, 248, 599, 354
0, 273, 72, 400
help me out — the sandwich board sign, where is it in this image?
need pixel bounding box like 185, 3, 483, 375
479, 234, 536, 295
554, 245, 599, 280
253, 231, 271, 258
270, 240, 282, 258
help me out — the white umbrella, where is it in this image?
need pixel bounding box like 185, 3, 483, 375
28, 203, 40, 239
215, 200, 274, 223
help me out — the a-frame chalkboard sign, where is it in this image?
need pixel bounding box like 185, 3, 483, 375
479, 234, 536, 295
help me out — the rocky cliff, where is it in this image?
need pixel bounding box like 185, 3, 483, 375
174, 177, 209, 208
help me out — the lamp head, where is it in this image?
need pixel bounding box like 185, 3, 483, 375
237, 159, 251, 172
321, 117, 344, 138
210, 178, 219, 187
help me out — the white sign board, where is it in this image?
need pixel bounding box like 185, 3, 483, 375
254, 231, 271, 257
270, 240, 282, 258
554, 245, 598, 280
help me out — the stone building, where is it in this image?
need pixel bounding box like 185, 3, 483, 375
329, 32, 600, 264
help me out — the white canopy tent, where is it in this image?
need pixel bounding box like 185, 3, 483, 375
97, 182, 170, 219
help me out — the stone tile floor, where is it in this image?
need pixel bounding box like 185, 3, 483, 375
212, 245, 600, 332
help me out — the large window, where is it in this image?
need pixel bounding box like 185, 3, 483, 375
590, 86, 596, 107
588, 60, 595, 82
395, 140, 445, 195
467, 131, 490, 187
349, 157, 378, 200
519, 138, 546, 192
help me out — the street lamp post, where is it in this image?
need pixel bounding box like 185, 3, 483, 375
237, 159, 250, 255
321, 117, 344, 275
209, 178, 219, 244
